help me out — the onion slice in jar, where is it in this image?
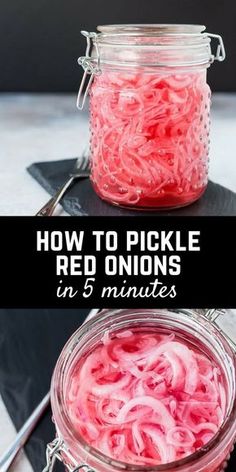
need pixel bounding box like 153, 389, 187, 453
66, 330, 226, 466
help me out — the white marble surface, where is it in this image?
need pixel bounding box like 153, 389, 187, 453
0, 398, 32, 471
0, 93, 236, 215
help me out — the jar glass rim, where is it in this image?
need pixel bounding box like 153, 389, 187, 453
51, 309, 236, 472
97, 24, 206, 36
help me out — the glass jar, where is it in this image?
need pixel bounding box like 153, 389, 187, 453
43, 308, 236, 472
77, 25, 225, 210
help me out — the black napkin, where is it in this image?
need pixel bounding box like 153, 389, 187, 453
0, 309, 235, 472
27, 159, 236, 216
0, 309, 89, 472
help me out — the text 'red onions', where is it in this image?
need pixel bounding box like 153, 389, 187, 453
66, 330, 225, 466
90, 71, 210, 209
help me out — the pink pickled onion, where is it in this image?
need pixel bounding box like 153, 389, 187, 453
90, 71, 210, 208
66, 330, 226, 466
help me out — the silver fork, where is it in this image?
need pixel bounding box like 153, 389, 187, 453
36, 151, 90, 216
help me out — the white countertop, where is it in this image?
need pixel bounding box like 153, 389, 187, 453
0, 93, 236, 215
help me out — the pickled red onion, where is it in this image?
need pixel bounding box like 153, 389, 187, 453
66, 330, 225, 465
90, 71, 210, 208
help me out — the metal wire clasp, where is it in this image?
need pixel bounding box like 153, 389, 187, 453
207, 33, 226, 62
42, 438, 96, 472
183, 309, 236, 353
194, 308, 236, 353
197, 309, 236, 353
77, 31, 101, 110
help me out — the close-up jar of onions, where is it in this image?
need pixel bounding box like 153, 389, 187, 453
77, 25, 225, 210
43, 308, 236, 472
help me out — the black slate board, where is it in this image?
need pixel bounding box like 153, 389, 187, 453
0, 309, 235, 472
27, 158, 236, 216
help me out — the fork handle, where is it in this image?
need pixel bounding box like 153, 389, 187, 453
36, 176, 74, 216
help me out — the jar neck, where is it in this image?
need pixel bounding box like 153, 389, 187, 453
51, 309, 236, 472
77, 27, 225, 108
89, 25, 212, 68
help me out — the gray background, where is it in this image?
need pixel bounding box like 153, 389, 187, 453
0, 0, 235, 92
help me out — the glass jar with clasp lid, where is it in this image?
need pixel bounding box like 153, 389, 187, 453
76, 25, 225, 210
43, 308, 236, 472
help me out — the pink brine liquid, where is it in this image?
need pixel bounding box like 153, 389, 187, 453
66, 329, 227, 469
90, 71, 211, 209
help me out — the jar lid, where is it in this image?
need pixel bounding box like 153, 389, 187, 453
95, 23, 209, 48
